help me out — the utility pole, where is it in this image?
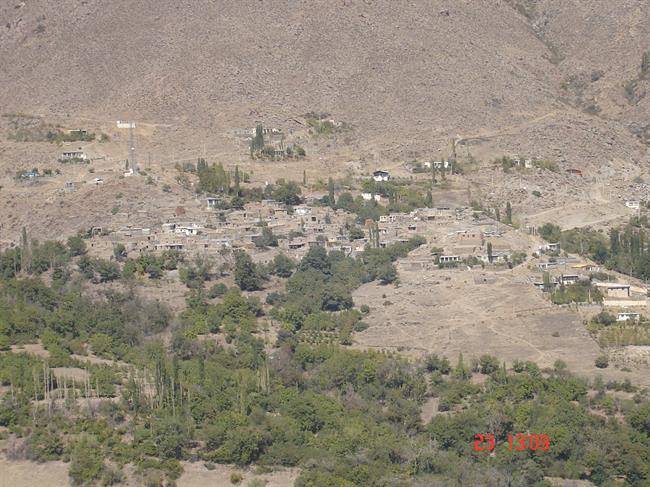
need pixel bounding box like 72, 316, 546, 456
128, 123, 137, 173
117, 120, 137, 173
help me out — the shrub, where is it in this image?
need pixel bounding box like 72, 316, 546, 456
66, 235, 87, 256
595, 355, 609, 369
208, 283, 228, 299
424, 353, 452, 374
478, 354, 500, 374
352, 321, 368, 332
69, 435, 104, 485
593, 311, 616, 326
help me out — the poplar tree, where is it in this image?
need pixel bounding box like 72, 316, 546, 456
234, 165, 241, 196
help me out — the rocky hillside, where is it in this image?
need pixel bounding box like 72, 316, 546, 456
0, 0, 648, 167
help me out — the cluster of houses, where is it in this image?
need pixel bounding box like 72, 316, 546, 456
86, 193, 532, 271
531, 262, 649, 313
88, 199, 369, 264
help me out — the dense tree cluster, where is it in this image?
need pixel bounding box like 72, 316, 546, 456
1, 231, 649, 486
540, 221, 650, 280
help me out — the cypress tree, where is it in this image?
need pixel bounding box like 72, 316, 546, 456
234, 165, 241, 196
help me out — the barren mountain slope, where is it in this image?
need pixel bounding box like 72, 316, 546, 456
0, 0, 647, 166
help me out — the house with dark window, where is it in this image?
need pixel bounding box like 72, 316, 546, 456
372, 170, 390, 182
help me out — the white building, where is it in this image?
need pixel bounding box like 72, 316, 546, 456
361, 192, 382, 202
174, 223, 202, 236
424, 160, 452, 170
61, 150, 87, 161
617, 312, 640, 322
372, 170, 390, 182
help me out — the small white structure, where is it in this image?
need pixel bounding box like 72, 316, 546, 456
61, 150, 87, 161
361, 192, 382, 202
625, 201, 640, 210
558, 274, 580, 285
174, 223, 202, 237
539, 242, 560, 254
372, 170, 390, 182
617, 312, 640, 322
206, 197, 221, 210
124, 168, 134, 177
438, 255, 461, 264
424, 160, 452, 170
91, 178, 104, 185
294, 205, 312, 216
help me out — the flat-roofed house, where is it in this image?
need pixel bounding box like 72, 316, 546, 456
595, 282, 631, 298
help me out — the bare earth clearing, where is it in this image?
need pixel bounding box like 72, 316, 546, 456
0, 456, 298, 487
353, 248, 650, 388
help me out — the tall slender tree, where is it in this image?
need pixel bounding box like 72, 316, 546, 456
234, 165, 241, 196
328, 177, 335, 208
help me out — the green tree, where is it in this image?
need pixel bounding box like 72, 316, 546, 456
452, 352, 471, 380
20, 226, 31, 273
66, 235, 87, 256
198, 162, 230, 194
234, 251, 261, 291
272, 253, 295, 278
250, 124, 265, 156
506, 201, 512, 224
254, 226, 278, 248
377, 263, 397, 285
95, 259, 120, 282
487, 242, 493, 263
327, 177, 335, 208
298, 246, 330, 275
348, 226, 365, 240
478, 354, 500, 374
234, 165, 241, 196
272, 179, 302, 205
542, 271, 552, 292
69, 435, 104, 486
152, 416, 190, 459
